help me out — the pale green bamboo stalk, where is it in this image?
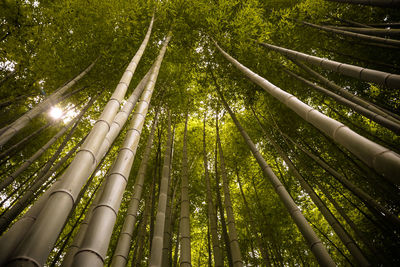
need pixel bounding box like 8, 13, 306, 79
216, 41, 400, 185
0, 60, 97, 146
216, 115, 243, 267
149, 110, 173, 267
6, 17, 155, 267
73, 36, 170, 267
110, 111, 158, 267
179, 113, 192, 267
203, 115, 224, 267
215, 84, 336, 267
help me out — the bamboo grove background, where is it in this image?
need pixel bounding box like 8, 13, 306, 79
0, 0, 400, 266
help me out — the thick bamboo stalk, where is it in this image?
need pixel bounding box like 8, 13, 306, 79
203, 115, 224, 267
252, 109, 369, 266
284, 68, 400, 134
6, 17, 155, 267
0, 98, 93, 192
149, 110, 173, 267
0, 60, 97, 146
215, 85, 336, 266
326, 0, 400, 7
110, 111, 158, 267
334, 26, 400, 37
216, 116, 243, 267
162, 170, 175, 267
299, 20, 400, 47
179, 113, 192, 267
216, 41, 400, 185
260, 41, 400, 89
291, 59, 400, 125
73, 40, 169, 267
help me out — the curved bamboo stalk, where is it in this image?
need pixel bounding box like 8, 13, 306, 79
252, 109, 370, 266
284, 68, 400, 134
326, 0, 400, 7
214, 83, 336, 266
216, 115, 244, 267
179, 113, 192, 267
0, 60, 97, 146
299, 20, 400, 47
334, 26, 400, 37
149, 110, 173, 267
290, 59, 400, 125
6, 17, 155, 267
260, 41, 400, 89
216, 41, 400, 185
110, 111, 158, 267
328, 16, 373, 28
202, 114, 224, 267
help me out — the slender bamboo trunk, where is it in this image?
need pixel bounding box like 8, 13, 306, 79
214, 149, 233, 267
215, 41, 400, 185
6, 17, 155, 267
253, 108, 369, 265
110, 111, 158, 267
0, 94, 96, 192
203, 114, 224, 267
173, 221, 180, 267
0, 60, 97, 146
214, 84, 335, 266
216, 115, 243, 267
149, 110, 173, 267
236, 171, 271, 267
326, 0, 400, 7
259, 41, 400, 89
276, 128, 400, 228
333, 26, 400, 37
284, 68, 400, 134
367, 22, 400, 27
299, 20, 400, 47
132, 175, 155, 267
291, 59, 400, 125
179, 113, 192, 267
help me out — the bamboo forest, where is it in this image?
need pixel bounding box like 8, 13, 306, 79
1, 0, 400, 266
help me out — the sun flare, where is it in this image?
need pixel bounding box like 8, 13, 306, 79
49, 107, 63, 119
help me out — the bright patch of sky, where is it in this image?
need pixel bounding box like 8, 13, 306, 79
0, 60, 16, 72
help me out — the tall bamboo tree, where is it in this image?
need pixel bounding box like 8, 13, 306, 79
179, 113, 192, 267
110, 110, 159, 267
216, 114, 244, 267
203, 115, 224, 267
5, 16, 155, 267
149, 110, 173, 267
